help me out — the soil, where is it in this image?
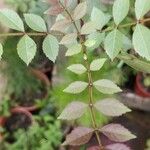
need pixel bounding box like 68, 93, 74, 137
5, 112, 32, 132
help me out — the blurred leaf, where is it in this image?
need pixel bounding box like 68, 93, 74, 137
104, 29, 123, 60
105, 143, 131, 150
73, 2, 87, 21
67, 64, 87, 74
51, 19, 72, 32
118, 53, 150, 73
113, 0, 129, 25
43, 35, 59, 62
60, 33, 77, 45
135, 0, 150, 19
0, 43, 3, 60
24, 14, 47, 32
93, 79, 122, 94
91, 7, 111, 30
94, 98, 131, 117
63, 127, 94, 146
0, 9, 24, 31
133, 24, 150, 60
81, 22, 96, 35
17, 35, 36, 65
100, 124, 136, 142
88, 32, 105, 49
90, 58, 107, 71
66, 44, 82, 56
44, 4, 63, 16
58, 101, 88, 120
63, 81, 88, 94
84, 39, 96, 48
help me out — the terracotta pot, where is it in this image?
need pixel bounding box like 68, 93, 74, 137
135, 73, 150, 98
18, 68, 50, 112
3, 107, 33, 132
0, 116, 6, 126
11, 107, 33, 122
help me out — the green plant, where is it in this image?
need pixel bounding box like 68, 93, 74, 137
145, 139, 150, 150
1, 115, 62, 150
0, 96, 11, 116
0, 0, 150, 149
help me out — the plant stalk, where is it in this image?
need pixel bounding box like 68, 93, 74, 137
58, 1, 103, 149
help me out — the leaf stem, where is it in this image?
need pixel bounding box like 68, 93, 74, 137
101, 17, 150, 32
0, 32, 62, 37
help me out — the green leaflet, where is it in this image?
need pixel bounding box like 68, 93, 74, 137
133, 24, 150, 61
113, 0, 129, 25
0, 9, 24, 31
43, 35, 59, 62
17, 35, 36, 65
24, 14, 47, 32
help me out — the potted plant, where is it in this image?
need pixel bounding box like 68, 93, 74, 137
2, 37, 51, 112
1, 115, 62, 150
135, 73, 150, 97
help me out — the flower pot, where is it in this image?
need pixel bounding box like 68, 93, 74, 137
4, 107, 33, 132
135, 73, 150, 98
0, 116, 6, 126
11, 107, 33, 121
17, 68, 51, 112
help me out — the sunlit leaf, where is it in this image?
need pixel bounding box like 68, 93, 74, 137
0, 43, 3, 60
93, 79, 122, 94
91, 7, 111, 30
66, 44, 82, 56
17, 35, 36, 65
67, 64, 87, 74
60, 33, 77, 45
100, 124, 136, 142
90, 58, 106, 71
88, 32, 105, 49
58, 101, 88, 120
104, 29, 123, 60
81, 22, 96, 35
51, 19, 72, 32
113, 0, 129, 25
118, 53, 150, 73
73, 2, 87, 20
0, 9, 24, 31
63, 127, 94, 146
43, 35, 59, 62
24, 14, 47, 32
133, 24, 150, 60
94, 98, 131, 116
135, 0, 150, 20
63, 81, 88, 94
